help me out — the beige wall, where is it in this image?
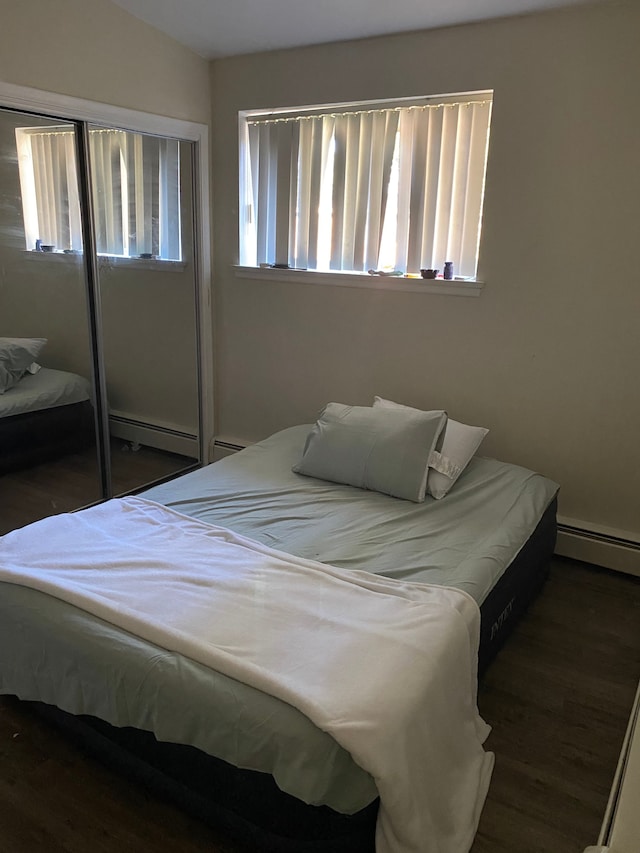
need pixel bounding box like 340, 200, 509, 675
210, 0, 640, 537
0, 0, 210, 123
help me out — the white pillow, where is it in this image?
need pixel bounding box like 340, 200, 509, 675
373, 396, 489, 499
0, 337, 47, 394
293, 402, 447, 502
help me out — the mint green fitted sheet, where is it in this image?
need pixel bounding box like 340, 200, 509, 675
0, 425, 558, 813
145, 425, 559, 605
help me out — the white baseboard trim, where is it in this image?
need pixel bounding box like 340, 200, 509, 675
556, 517, 640, 578
110, 412, 199, 459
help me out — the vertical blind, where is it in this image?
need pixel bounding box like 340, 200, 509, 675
16, 127, 181, 260
240, 95, 492, 278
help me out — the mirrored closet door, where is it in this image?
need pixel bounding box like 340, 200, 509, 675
0, 106, 203, 534
0, 108, 102, 534
90, 124, 201, 495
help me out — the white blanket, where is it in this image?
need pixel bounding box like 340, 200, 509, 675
0, 497, 494, 853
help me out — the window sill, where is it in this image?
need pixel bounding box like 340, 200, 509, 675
22, 251, 186, 272
234, 265, 484, 296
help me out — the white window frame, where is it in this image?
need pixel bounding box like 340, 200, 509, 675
238, 91, 492, 291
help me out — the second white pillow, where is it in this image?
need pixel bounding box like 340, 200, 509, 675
373, 396, 489, 499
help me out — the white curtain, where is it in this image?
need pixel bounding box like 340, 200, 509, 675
92, 130, 180, 259
242, 96, 492, 278
18, 127, 181, 259
20, 129, 80, 251
330, 110, 399, 271
90, 129, 127, 255
292, 115, 322, 269
244, 109, 398, 272
393, 100, 492, 278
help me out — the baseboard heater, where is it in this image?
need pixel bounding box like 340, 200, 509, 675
556, 521, 640, 578
212, 438, 248, 462
110, 412, 199, 460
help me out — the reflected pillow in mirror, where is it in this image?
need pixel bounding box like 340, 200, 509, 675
0, 337, 47, 394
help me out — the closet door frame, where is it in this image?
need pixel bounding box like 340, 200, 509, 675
0, 80, 214, 468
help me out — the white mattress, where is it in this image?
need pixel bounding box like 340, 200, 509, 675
0, 367, 91, 418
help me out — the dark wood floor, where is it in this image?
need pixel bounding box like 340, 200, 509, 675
1, 557, 639, 853
472, 558, 639, 853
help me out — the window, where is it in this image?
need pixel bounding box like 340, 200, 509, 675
16, 126, 182, 260
239, 92, 492, 279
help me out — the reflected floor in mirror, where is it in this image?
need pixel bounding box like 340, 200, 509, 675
0, 440, 198, 535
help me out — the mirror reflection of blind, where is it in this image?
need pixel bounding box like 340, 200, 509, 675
17, 126, 181, 260
27, 130, 80, 252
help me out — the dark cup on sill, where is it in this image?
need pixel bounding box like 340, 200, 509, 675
420, 268, 438, 279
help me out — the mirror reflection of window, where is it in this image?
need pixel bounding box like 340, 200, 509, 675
16, 126, 181, 260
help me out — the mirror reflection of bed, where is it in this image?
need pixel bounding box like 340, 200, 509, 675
0, 344, 97, 532
0, 336, 198, 535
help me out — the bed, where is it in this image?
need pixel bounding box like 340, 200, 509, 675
0, 366, 94, 474
0, 405, 559, 853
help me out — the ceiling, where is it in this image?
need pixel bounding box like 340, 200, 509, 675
110, 0, 595, 59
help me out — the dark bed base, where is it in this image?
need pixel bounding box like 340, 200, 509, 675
477, 496, 557, 675
32, 498, 557, 853
0, 400, 95, 475
33, 701, 379, 853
